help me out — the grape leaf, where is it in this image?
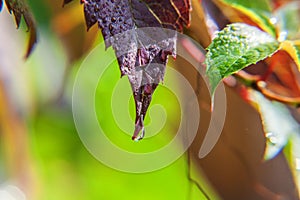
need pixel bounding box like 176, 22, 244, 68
205, 23, 279, 95
64, 0, 190, 140
249, 89, 300, 160
1, 0, 37, 58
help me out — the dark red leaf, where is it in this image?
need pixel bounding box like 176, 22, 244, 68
65, 0, 191, 140
2, 0, 37, 58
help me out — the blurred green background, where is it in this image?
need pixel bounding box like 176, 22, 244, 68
0, 0, 217, 199
3, 1, 300, 199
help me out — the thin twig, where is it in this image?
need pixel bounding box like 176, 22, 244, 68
186, 149, 211, 200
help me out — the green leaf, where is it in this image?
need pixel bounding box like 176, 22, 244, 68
205, 23, 279, 95
221, 0, 271, 11
274, 2, 300, 41
217, 0, 276, 36
249, 90, 300, 160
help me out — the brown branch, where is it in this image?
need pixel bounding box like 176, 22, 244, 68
186, 149, 211, 200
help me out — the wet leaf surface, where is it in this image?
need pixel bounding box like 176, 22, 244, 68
64, 0, 190, 140
205, 23, 279, 95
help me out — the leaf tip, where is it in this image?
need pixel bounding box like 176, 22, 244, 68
24, 27, 37, 59
132, 115, 145, 141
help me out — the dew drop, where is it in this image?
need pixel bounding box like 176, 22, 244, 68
295, 158, 300, 170
278, 31, 288, 42
266, 132, 278, 145
257, 81, 267, 88
269, 17, 278, 25
109, 24, 113, 31
132, 115, 145, 141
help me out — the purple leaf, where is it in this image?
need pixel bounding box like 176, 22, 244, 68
2, 0, 37, 58
65, 0, 191, 140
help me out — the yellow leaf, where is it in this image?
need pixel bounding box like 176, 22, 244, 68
280, 40, 300, 70
213, 0, 276, 36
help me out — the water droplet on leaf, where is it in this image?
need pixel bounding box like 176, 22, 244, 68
266, 132, 278, 145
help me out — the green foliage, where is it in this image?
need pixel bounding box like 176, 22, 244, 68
1, 0, 300, 199
32, 107, 191, 200
274, 2, 300, 40
205, 23, 279, 94
220, 0, 271, 11
296, 44, 300, 62
280, 40, 300, 70
218, 0, 276, 36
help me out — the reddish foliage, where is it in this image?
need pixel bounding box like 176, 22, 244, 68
64, 0, 191, 140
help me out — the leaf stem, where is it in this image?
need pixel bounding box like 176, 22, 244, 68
234, 71, 300, 107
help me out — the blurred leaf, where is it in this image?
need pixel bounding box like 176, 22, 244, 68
215, 0, 276, 36
280, 40, 300, 70
290, 134, 300, 189
265, 50, 300, 98
205, 23, 279, 95
271, 0, 294, 10
27, 0, 51, 26
249, 89, 300, 160
63, 0, 73, 4
64, 0, 191, 140
51, 2, 99, 62
1, 0, 37, 57
187, 0, 212, 48
220, 0, 271, 11
274, 1, 300, 41
284, 133, 300, 191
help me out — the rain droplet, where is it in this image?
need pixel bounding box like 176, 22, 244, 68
257, 81, 267, 88
269, 17, 278, 25
296, 158, 300, 170
132, 115, 145, 141
278, 31, 288, 42
266, 132, 278, 145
